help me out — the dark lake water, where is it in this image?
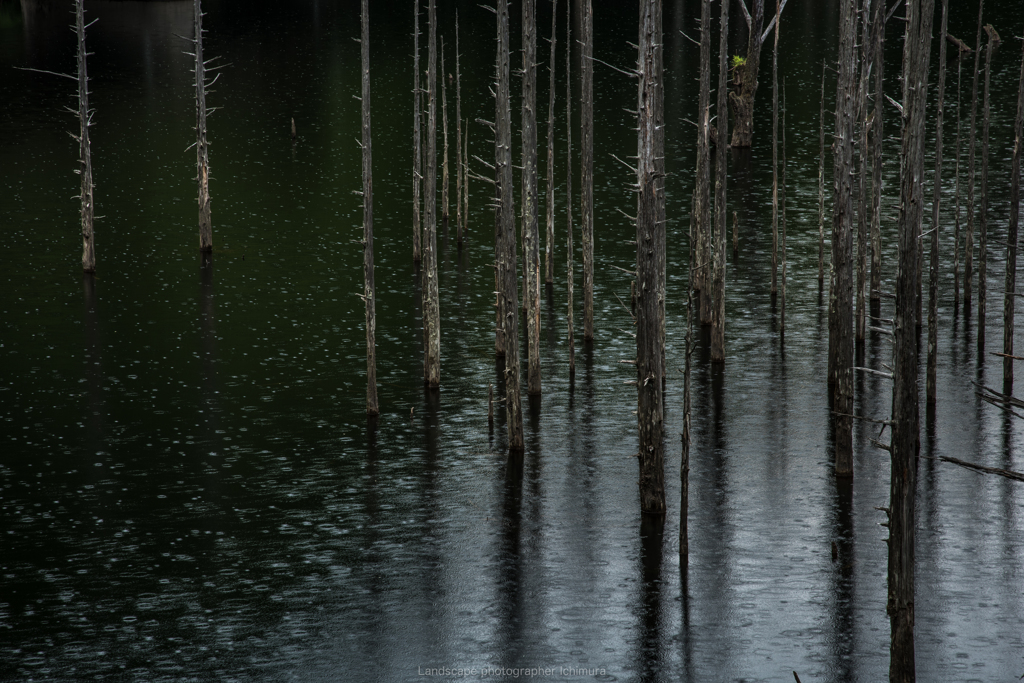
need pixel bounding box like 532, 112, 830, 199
2, 0, 1024, 680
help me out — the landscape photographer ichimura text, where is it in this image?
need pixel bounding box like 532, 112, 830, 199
417, 665, 608, 678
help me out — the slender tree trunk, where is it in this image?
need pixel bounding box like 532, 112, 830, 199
965, 0, 984, 310
464, 121, 470, 241
456, 14, 464, 248
696, 0, 711, 322
522, 0, 541, 396
889, 1, 934, 679
819, 60, 826, 286
413, 0, 422, 263
545, 0, 557, 286
781, 80, 787, 339
566, 0, 575, 379
654, 0, 666, 375
728, 0, 764, 148
979, 24, 996, 351
195, 0, 212, 253
681, 185, 694, 565
423, 0, 441, 388
856, 0, 872, 342
711, 0, 729, 361
1003, 38, 1024, 395
361, 0, 377, 416
442, 38, 450, 232
637, 0, 665, 515
76, 0, 95, 273
581, 0, 594, 342
928, 0, 948, 408
954, 56, 963, 310
830, 0, 857, 478
770, 0, 779, 301
870, 0, 884, 302
497, 0, 523, 451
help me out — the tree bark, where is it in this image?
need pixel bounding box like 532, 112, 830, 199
928, 0, 948, 408
195, 0, 212, 254
442, 38, 450, 232
856, 0, 872, 343
710, 0, 729, 362
581, 0, 594, 342
696, 0, 712, 322
76, 0, 95, 273
870, 0, 884, 302
497, 0, 523, 451
965, 0, 984, 310
770, 0, 779, 302
889, 1, 934, 679
456, 14, 464, 248
565, 0, 575, 379
423, 0, 441, 388
545, 0, 557, 286
522, 0, 541, 396
781, 79, 787, 339
637, 0, 666, 515
953, 55, 963, 310
361, 0, 377, 416
1004, 39, 1024, 394
979, 23, 995, 351
829, 0, 857, 478
412, 0, 422, 263
819, 60, 826, 286
729, 0, 764, 148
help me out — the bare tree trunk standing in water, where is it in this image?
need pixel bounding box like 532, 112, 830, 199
870, 0, 884, 303
729, 0, 763, 148
423, 0, 441, 388
194, 0, 212, 253
829, 0, 857, 479
565, 0, 575, 379
889, 0, 934, 679
442, 39, 450, 233
522, 0, 541, 396
456, 13, 464, 249
497, 0, 524, 450
361, 0, 377, 416
412, 0, 422, 263
545, 0, 557, 286
818, 60, 826, 287
710, 0, 729, 361
581, 0, 594, 343
954, 54, 963, 311
979, 24, 996, 352
856, 0, 872, 343
636, 0, 666, 515
770, 0, 779, 304
1004, 41, 1024, 395
965, 0, 984, 311
927, 0, 948, 409
695, 0, 712, 320
75, 0, 95, 272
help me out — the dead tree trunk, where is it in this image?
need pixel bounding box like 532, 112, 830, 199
361, 0, 378, 416
195, 0, 212, 253
412, 0, 422, 263
695, 0, 712, 321
637, 0, 666, 515
76, 0, 95, 273
954, 55, 963, 310
770, 0, 779, 302
979, 24, 996, 351
566, 0, 575, 379
442, 38, 450, 232
729, 0, 764, 148
781, 80, 787, 339
856, 0, 872, 342
463, 121, 470, 241
710, 0, 729, 362
545, 0, 557, 286
423, 0, 441, 388
965, 0, 984, 310
829, 0, 857, 478
497, 0, 523, 450
870, 0, 884, 302
581, 0, 594, 342
927, 0, 948, 408
819, 60, 826, 287
889, 1, 934, 679
1004, 40, 1024, 394
522, 0, 541, 396
456, 14, 464, 248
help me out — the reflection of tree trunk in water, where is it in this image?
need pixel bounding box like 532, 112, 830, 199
978, 24, 996, 354
634, 515, 664, 679
498, 441, 525, 671
412, 0, 422, 263
927, 0, 948, 409
889, 0, 934, 678
423, 0, 440, 388
964, 0, 984, 311
522, 0, 541, 396
581, 0, 594, 342
828, 476, 856, 680
710, 0, 728, 362
82, 275, 104, 446
1004, 40, 1024, 395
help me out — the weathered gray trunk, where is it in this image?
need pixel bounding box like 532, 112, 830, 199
195, 0, 212, 253
710, 0, 729, 361
423, 0, 441, 388
361, 0, 377, 416
818, 60, 826, 286
770, 0, 779, 301
565, 0, 575, 378
781, 81, 787, 338
522, 0, 541, 396
637, 0, 665, 515
496, 0, 523, 451
456, 15, 464, 248
870, 0, 884, 302
928, 0, 948, 408
953, 56, 963, 310
412, 0, 422, 263
728, 0, 764, 148
964, 0, 984, 309
889, 0, 934, 679
695, 0, 711, 322
856, 0, 872, 342
581, 0, 594, 342
979, 24, 995, 351
441, 39, 450, 232
545, 0, 557, 286
1004, 39, 1024, 394
76, 0, 95, 273
829, 0, 857, 478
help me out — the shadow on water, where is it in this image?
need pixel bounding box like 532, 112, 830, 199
82, 273, 104, 449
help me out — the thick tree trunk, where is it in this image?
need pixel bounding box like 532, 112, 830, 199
361, 0, 377, 417
819, 60, 826, 286
979, 24, 996, 351
497, 0, 523, 451
856, 0, 872, 342
965, 1, 984, 310
710, 0, 729, 362
545, 0, 557, 286
928, 0, 948, 408
637, 0, 665, 515
195, 0, 212, 253
889, 1, 934, 680
76, 0, 95, 273
695, 0, 712, 322
442, 39, 450, 232
1004, 40, 1024, 394
565, 0, 575, 379
581, 0, 594, 342
829, 0, 857, 478
423, 0, 441, 388
522, 0, 541, 396
412, 0, 422, 263
456, 15, 464, 248
870, 0, 884, 302
729, 0, 764, 148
